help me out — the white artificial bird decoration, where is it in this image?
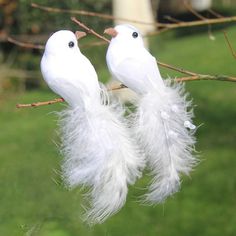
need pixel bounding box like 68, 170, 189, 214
40, 30, 144, 224
105, 25, 197, 204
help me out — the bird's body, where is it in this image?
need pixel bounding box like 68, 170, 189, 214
41, 30, 100, 108
41, 30, 144, 224
106, 26, 164, 94
105, 25, 197, 204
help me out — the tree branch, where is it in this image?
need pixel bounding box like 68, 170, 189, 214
16, 84, 126, 108
148, 16, 236, 36
31, 3, 166, 27
7, 36, 44, 50
7, 36, 107, 50
157, 61, 197, 76
175, 74, 236, 82
16, 98, 64, 108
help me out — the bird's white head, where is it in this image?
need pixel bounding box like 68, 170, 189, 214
44, 30, 86, 57
104, 24, 144, 48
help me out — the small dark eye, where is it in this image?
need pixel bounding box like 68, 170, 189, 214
132, 32, 138, 38
68, 41, 74, 48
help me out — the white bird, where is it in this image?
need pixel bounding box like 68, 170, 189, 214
105, 25, 197, 204
41, 30, 144, 224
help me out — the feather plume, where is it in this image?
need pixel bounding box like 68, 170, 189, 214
57, 91, 144, 224
133, 80, 197, 203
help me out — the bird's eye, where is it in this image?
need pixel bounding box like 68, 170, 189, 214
68, 41, 75, 48
132, 32, 138, 38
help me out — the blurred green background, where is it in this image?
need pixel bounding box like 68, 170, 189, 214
0, 1, 236, 235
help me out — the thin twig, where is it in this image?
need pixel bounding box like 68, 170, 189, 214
207, 9, 224, 19
175, 74, 236, 82
71, 17, 110, 43
31, 3, 165, 27
8, 36, 107, 50
223, 31, 236, 59
16, 98, 64, 108
16, 84, 127, 108
183, 0, 208, 21
163, 15, 184, 23
147, 16, 236, 36
157, 61, 197, 76
7, 36, 44, 50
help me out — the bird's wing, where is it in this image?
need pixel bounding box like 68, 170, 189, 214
112, 50, 163, 93
42, 55, 101, 106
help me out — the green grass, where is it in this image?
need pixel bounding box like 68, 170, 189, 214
1, 26, 236, 235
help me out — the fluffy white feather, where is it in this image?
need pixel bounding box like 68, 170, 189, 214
105, 24, 197, 204
133, 81, 196, 203
41, 30, 144, 224
58, 97, 144, 223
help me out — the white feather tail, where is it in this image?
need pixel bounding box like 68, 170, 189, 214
135, 81, 197, 203
58, 100, 144, 224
